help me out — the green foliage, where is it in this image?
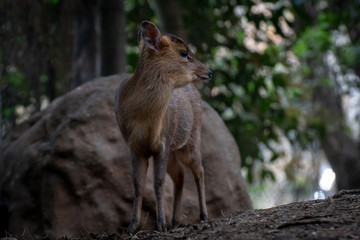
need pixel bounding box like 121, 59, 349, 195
1, 67, 31, 129
294, 19, 331, 58
181, 1, 314, 183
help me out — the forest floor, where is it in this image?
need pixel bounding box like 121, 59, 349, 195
56, 189, 360, 240
6, 190, 360, 240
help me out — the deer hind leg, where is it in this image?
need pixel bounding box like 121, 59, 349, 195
153, 147, 170, 232
189, 150, 208, 222
128, 153, 149, 233
180, 148, 208, 223
167, 152, 185, 228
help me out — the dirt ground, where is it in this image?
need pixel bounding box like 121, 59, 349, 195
7, 189, 360, 240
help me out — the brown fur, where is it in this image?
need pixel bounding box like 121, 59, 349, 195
115, 21, 211, 232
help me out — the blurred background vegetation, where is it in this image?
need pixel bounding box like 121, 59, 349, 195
1, 0, 360, 208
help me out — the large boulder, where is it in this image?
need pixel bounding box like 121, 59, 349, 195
0, 74, 252, 238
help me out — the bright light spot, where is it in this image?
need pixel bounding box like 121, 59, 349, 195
234, 6, 248, 17
314, 190, 326, 200
244, 37, 268, 54
250, 2, 273, 18
266, 25, 283, 45
211, 87, 220, 97
319, 168, 336, 191
283, 9, 294, 22
222, 108, 235, 120
279, 16, 294, 36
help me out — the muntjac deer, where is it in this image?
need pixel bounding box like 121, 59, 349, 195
115, 21, 212, 232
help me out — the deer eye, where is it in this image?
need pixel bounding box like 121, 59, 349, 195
180, 50, 188, 58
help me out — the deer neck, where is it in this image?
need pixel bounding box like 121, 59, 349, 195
124, 59, 174, 131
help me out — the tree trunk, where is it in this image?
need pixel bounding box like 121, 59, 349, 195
294, 1, 360, 190
0, 64, 3, 143
101, 0, 126, 76
72, 0, 101, 88
313, 79, 360, 190
321, 132, 360, 190
47, 61, 56, 101
154, 0, 187, 41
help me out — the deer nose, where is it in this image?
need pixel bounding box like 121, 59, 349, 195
207, 69, 212, 79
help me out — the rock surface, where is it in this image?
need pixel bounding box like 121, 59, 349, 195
0, 74, 252, 238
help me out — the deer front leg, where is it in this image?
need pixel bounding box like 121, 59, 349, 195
128, 153, 149, 233
167, 153, 185, 228
153, 148, 169, 232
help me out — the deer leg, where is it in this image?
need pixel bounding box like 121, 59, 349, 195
188, 149, 208, 222
153, 148, 169, 232
167, 152, 185, 228
128, 153, 149, 233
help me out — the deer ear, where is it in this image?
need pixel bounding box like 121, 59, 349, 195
138, 21, 162, 52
